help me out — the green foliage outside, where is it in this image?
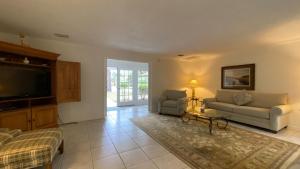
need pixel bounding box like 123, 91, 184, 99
139, 82, 148, 100
120, 82, 129, 89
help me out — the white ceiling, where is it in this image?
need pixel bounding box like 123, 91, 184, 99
0, 0, 300, 56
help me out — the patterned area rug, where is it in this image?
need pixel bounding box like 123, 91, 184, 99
132, 114, 300, 169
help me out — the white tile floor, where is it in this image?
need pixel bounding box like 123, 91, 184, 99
50, 105, 300, 169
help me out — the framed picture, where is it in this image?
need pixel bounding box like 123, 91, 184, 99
221, 64, 255, 90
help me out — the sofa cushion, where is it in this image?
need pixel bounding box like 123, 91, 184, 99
206, 102, 237, 112
163, 100, 177, 107
233, 106, 270, 119
247, 93, 288, 108
216, 90, 239, 104
233, 92, 252, 106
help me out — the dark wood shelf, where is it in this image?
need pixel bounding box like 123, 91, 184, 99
0, 41, 59, 61
30, 96, 55, 100
0, 60, 50, 68
0, 96, 55, 104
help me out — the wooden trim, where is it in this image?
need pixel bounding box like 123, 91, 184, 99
0, 41, 59, 60
221, 64, 255, 90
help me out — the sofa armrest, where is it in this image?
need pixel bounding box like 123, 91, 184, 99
270, 105, 292, 115
203, 98, 217, 104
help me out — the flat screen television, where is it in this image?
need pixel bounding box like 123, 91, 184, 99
0, 64, 51, 100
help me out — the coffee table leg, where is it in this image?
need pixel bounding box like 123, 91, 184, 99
217, 119, 229, 130
209, 119, 213, 135
181, 111, 190, 123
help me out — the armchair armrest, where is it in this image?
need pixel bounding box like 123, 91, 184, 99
270, 105, 292, 115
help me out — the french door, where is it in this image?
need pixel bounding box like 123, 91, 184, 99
117, 69, 134, 106
107, 66, 148, 107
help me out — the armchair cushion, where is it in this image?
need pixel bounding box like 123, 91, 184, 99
164, 90, 187, 100
163, 100, 178, 107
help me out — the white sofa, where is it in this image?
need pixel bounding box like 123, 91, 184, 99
204, 90, 291, 133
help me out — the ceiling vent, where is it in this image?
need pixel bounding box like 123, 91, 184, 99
54, 33, 69, 38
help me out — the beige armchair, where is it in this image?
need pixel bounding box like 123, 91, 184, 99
158, 90, 188, 116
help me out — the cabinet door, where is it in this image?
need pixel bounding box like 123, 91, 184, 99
0, 109, 31, 131
32, 105, 57, 129
57, 61, 81, 103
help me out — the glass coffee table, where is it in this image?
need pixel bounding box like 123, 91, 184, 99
182, 108, 230, 135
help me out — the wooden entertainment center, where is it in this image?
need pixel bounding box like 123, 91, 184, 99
0, 41, 80, 130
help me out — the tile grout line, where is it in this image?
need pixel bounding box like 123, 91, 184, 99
125, 123, 161, 169
106, 126, 129, 169
88, 127, 96, 169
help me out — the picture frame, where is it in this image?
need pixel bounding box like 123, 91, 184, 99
221, 64, 255, 90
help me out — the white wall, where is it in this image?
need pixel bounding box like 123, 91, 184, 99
180, 42, 300, 130
0, 32, 171, 123
107, 59, 148, 70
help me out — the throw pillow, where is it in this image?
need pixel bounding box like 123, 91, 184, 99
233, 92, 252, 106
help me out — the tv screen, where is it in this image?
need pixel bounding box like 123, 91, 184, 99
0, 65, 51, 100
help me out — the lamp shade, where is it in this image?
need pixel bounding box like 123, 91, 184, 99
189, 80, 198, 87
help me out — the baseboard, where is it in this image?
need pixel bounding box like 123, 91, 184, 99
288, 125, 300, 132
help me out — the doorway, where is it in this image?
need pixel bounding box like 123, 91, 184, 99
106, 59, 149, 110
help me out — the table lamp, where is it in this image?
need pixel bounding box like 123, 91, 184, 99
189, 79, 198, 99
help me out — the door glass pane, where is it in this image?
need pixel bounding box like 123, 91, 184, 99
120, 70, 133, 102
138, 70, 148, 100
